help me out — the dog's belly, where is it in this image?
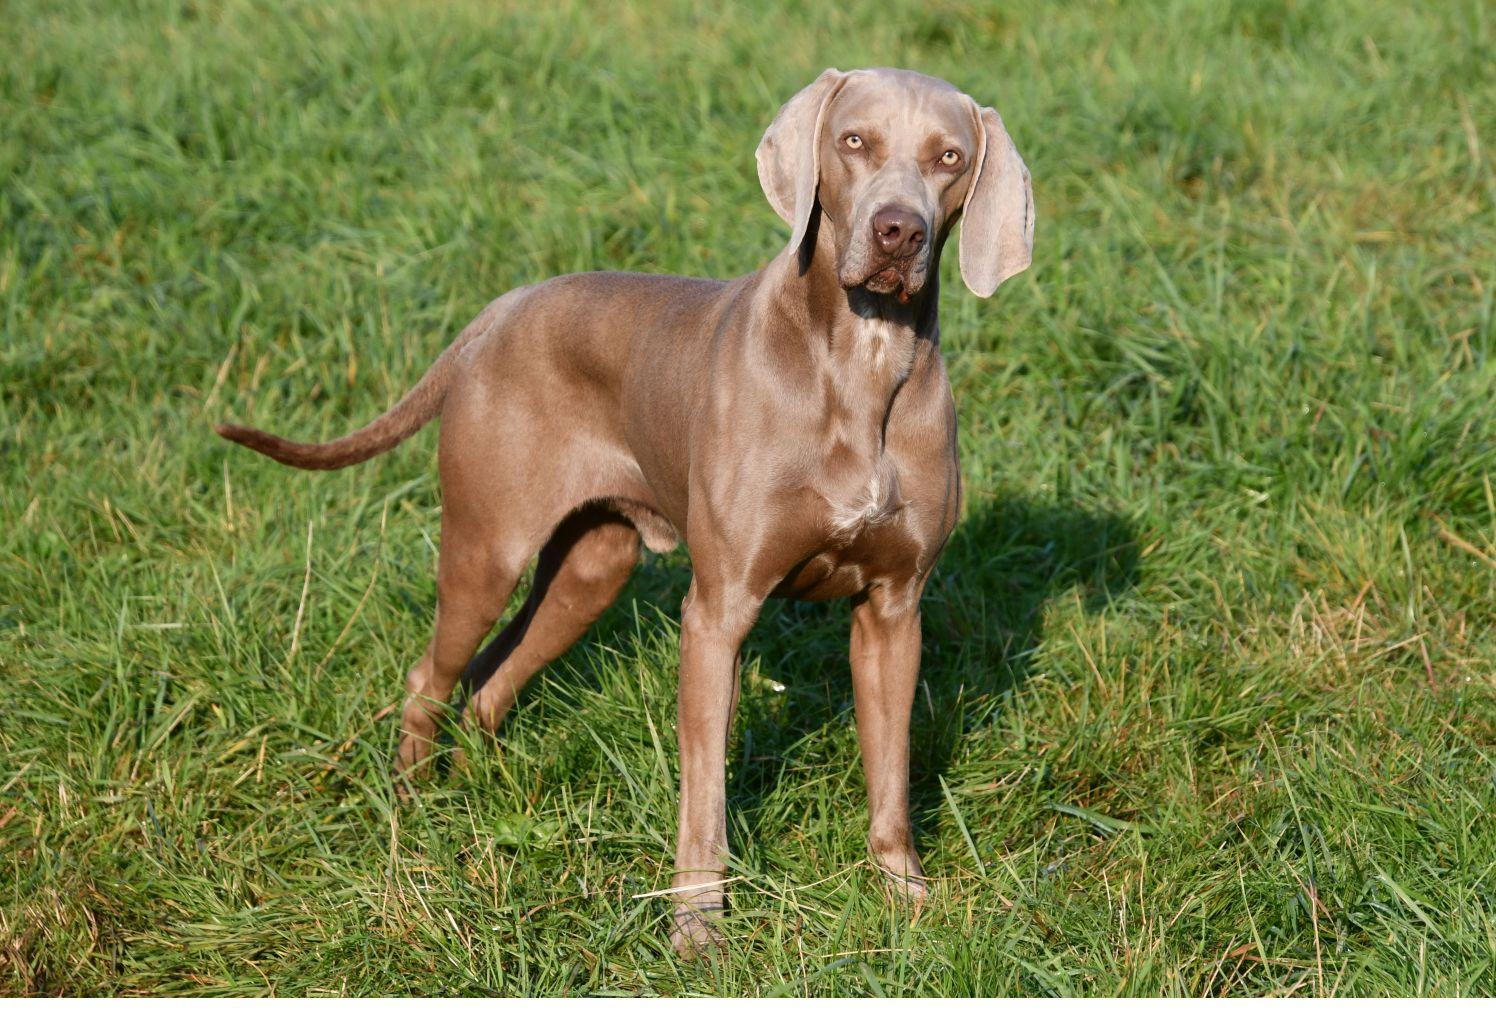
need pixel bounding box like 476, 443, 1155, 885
772, 554, 867, 601
772, 531, 920, 600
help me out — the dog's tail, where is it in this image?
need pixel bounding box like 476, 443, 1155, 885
214, 297, 504, 471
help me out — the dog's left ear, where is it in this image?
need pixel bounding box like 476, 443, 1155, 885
958, 106, 1034, 297
756, 68, 848, 255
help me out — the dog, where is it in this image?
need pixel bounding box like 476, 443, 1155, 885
217, 67, 1033, 955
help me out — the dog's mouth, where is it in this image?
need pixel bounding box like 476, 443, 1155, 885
842, 262, 925, 303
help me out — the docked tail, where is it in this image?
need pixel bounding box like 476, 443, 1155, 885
215, 296, 503, 470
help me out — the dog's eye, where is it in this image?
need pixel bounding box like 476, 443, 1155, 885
844, 134, 863, 150
940, 149, 961, 167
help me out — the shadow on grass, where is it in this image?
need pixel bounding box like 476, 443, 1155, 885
485, 493, 1139, 859
723, 494, 1140, 852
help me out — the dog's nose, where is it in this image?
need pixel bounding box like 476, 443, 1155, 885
871, 205, 927, 258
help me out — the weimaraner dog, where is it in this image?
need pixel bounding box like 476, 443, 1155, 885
217, 67, 1033, 955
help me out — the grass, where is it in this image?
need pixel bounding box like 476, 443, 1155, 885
2, 0, 1494, 997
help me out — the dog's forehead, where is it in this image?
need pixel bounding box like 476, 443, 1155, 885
828, 68, 973, 137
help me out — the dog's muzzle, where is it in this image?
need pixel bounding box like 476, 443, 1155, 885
840, 203, 932, 301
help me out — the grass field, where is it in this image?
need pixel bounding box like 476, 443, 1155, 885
3, 0, 1495, 997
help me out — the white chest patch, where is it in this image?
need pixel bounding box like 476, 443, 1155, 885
854, 317, 891, 350
853, 318, 895, 371
851, 316, 919, 380
828, 460, 904, 540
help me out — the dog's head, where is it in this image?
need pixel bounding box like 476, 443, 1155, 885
756, 67, 1033, 300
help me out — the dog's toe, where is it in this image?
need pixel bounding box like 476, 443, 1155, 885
874, 862, 930, 905
669, 903, 726, 958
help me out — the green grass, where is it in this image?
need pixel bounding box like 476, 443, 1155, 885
2, 0, 1494, 997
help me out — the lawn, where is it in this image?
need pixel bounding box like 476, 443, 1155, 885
2, 0, 1494, 997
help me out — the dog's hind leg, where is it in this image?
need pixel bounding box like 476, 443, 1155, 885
461, 505, 641, 736
395, 514, 525, 784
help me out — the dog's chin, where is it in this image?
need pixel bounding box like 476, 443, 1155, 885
841, 264, 926, 303
865, 267, 905, 294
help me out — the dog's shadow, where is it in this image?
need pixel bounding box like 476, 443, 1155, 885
719, 494, 1140, 855
496, 494, 1140, 857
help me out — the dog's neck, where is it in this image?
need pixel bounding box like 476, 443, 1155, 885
767, 215, 942, 443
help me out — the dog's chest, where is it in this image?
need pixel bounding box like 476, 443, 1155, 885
773, 453, 914, 601
823, 455, 905, 545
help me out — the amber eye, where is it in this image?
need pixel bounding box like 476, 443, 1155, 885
940, 149, 961, 167
844, 133, 864, 150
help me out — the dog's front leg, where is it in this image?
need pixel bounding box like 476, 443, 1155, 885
669, 575, 759, 957
850, 583, 928, 900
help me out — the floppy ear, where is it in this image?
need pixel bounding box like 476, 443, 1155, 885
755, 68, 848, 255
958, 106, 1034, 297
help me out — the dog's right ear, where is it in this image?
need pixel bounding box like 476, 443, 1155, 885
756, 69, 848, 256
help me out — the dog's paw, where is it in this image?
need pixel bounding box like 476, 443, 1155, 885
669, 903, 726, 958
392, 750, 435, 803
873, 861, 930, 905
393, 771, 421, 804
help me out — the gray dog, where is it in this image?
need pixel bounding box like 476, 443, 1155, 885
218, 67, 1033, 955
